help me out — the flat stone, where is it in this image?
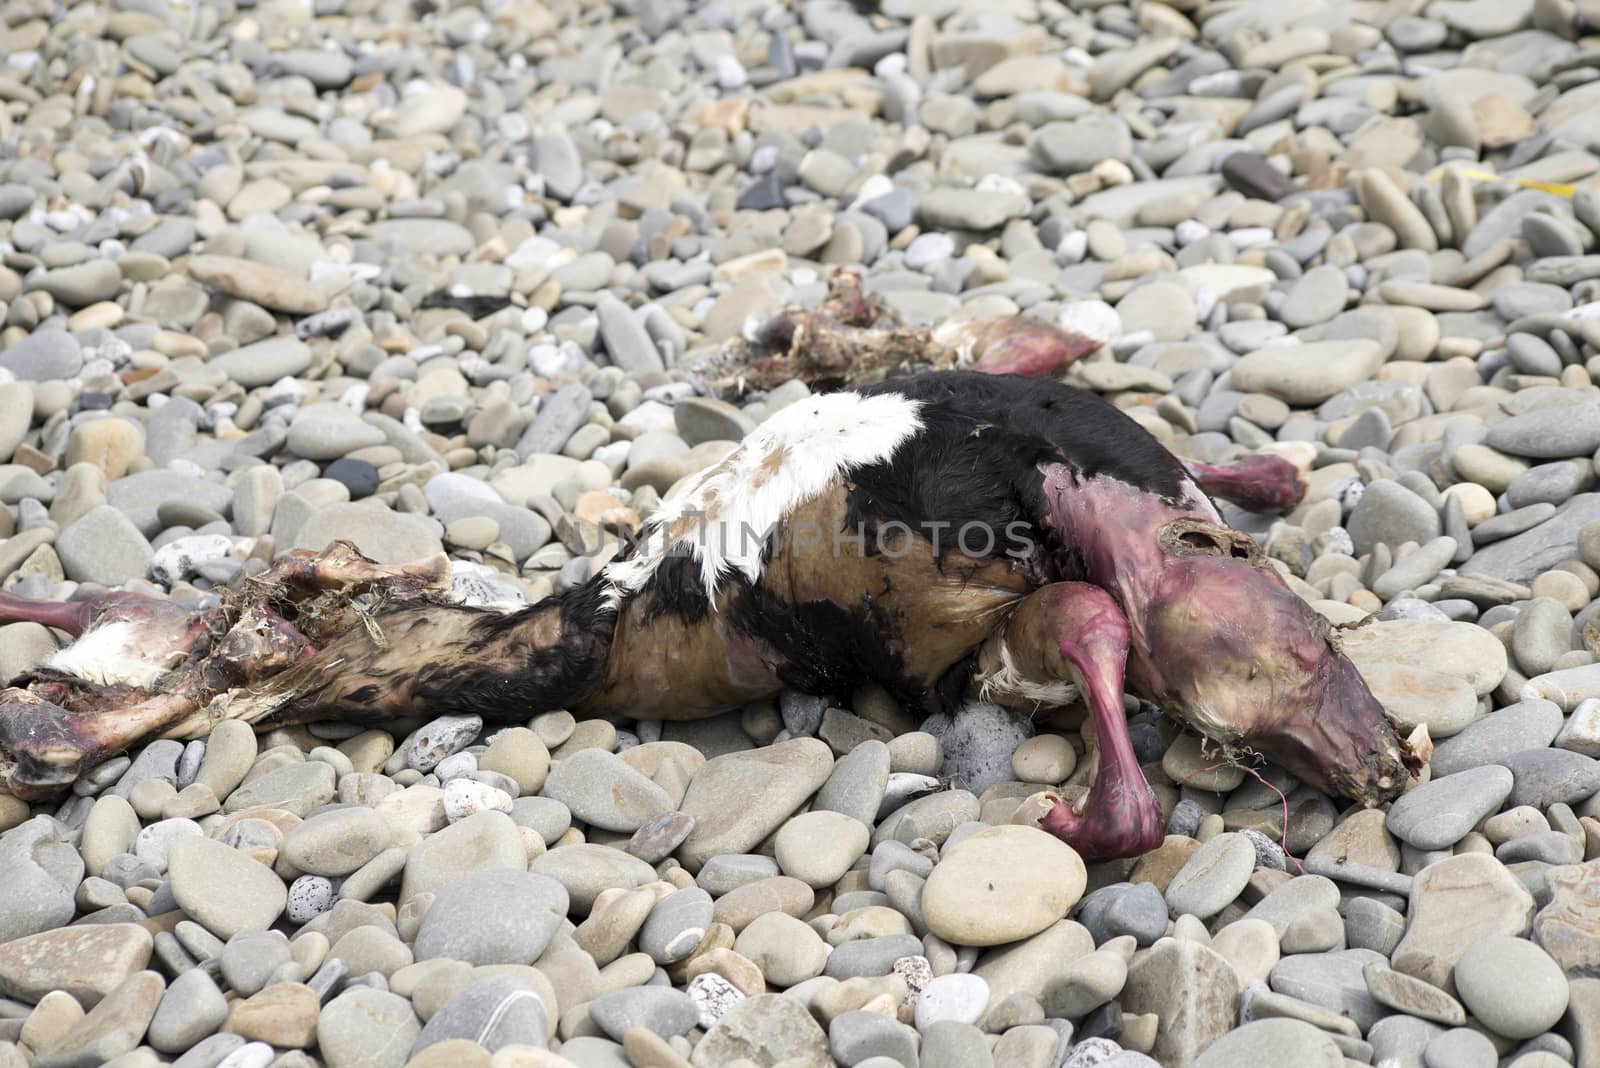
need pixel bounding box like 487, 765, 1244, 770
413, 869, 566, 965
147, 967, 228, 1054
0, 817, 83, 943
292, 504, 443, 566
1429, 699, 1562, 777
1486, 401, 1600, 459
34, 970, 165, 1068
1338, 619, 1508, 697
1347, 480, 1441, 556
222, 760, 336, 817
281, 807, 391, 877
1386, 765, 1514, 850
1269, 948, 1389, 1033
410, 975, 548, 1057
814, 740, 891, 827
918, 188, 1030, 231
543, 748, 673, 833
207, 337, 313, 389
529, 844, 657, 915
1363, 962, 1465, 1025
1164, 832, 1255, 920
1392, 853, 1537, 989
922, 825, 1086, 947
1120, 939, 1239, 1065
589, 986, 699, 1042
733, 912, 830, 988
1461, 494, 1600, 586
678, 739, 834, 868
1453, 935, 1570, 1039
639, 887, 714, 966
1501, 748, 1600, 808
1191, 1018, 1342, 1068
0, 329, 82, 380
690, 994, 829, 1068
1533, 859, 1600, 978
0, 924, 152, 1008
188, 255, 326, 314
400, 810, 526, 908
316, 988, 420, 1068
55, 505, 153, 586
1230, 340, 1385, 406
168, 837, 286, 940
30, 260, 122, 306
970, 919, 1095, 1011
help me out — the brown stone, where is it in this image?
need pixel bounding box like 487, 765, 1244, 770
0, 924, 153, 1008
1130, 837, 1201, 894
1534, 860, 1600, 978
684, 948, 766, 998
32, 971, 163, 1068
710, 877, 815, 933
226, 983, 320, 1048
1393, 854, 1536, 991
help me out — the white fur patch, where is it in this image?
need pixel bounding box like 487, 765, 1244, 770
976, 644, 1081, 711
602, 391, 924, 609
45, 621, 176, 689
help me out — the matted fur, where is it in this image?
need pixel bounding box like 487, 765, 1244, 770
601, 390, 924, 609
44, 621, 176, 689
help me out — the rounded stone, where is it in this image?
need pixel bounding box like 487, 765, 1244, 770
541, 748, 672, 832
1452, 935, 1569, 1039
921, 825, 1086, 947
1164, 832, 1255, 920
1011, 735, 1077, 784
773, 811, 870, 888
732, 912, 831, 987
914, 973, 990, 1030
413, 870, 567, 966
1192, 1018, 1343, 1068
317, 988, 419, 1068
167, 837, 287, 940
281, 807, 392, 877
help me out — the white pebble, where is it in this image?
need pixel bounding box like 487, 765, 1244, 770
443, 778, 513, 821
874, 52, 908, 77
1228, 227, 1275, 249
714, 54, 747, 89
285, 875, 335, 924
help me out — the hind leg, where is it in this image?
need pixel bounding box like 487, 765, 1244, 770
972, 582, 1162, 860
0, 590, 97, 637
0, 686, 200, 798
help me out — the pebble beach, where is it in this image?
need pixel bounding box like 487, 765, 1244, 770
2, 0, 1600, 1065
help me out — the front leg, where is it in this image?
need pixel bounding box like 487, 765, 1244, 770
973, 582, 1163, 860
1184, 455, 1306, 514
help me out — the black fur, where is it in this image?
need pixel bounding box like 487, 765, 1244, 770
456, 580, 614, 716
636, 553, 714, 625
845, 371, 1192, 548
727, 575, 921, 707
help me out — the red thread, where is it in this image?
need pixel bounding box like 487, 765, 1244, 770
1193, 761, 1306, 875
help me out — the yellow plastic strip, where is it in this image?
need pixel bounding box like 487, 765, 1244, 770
1423, 166, 1579, 198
